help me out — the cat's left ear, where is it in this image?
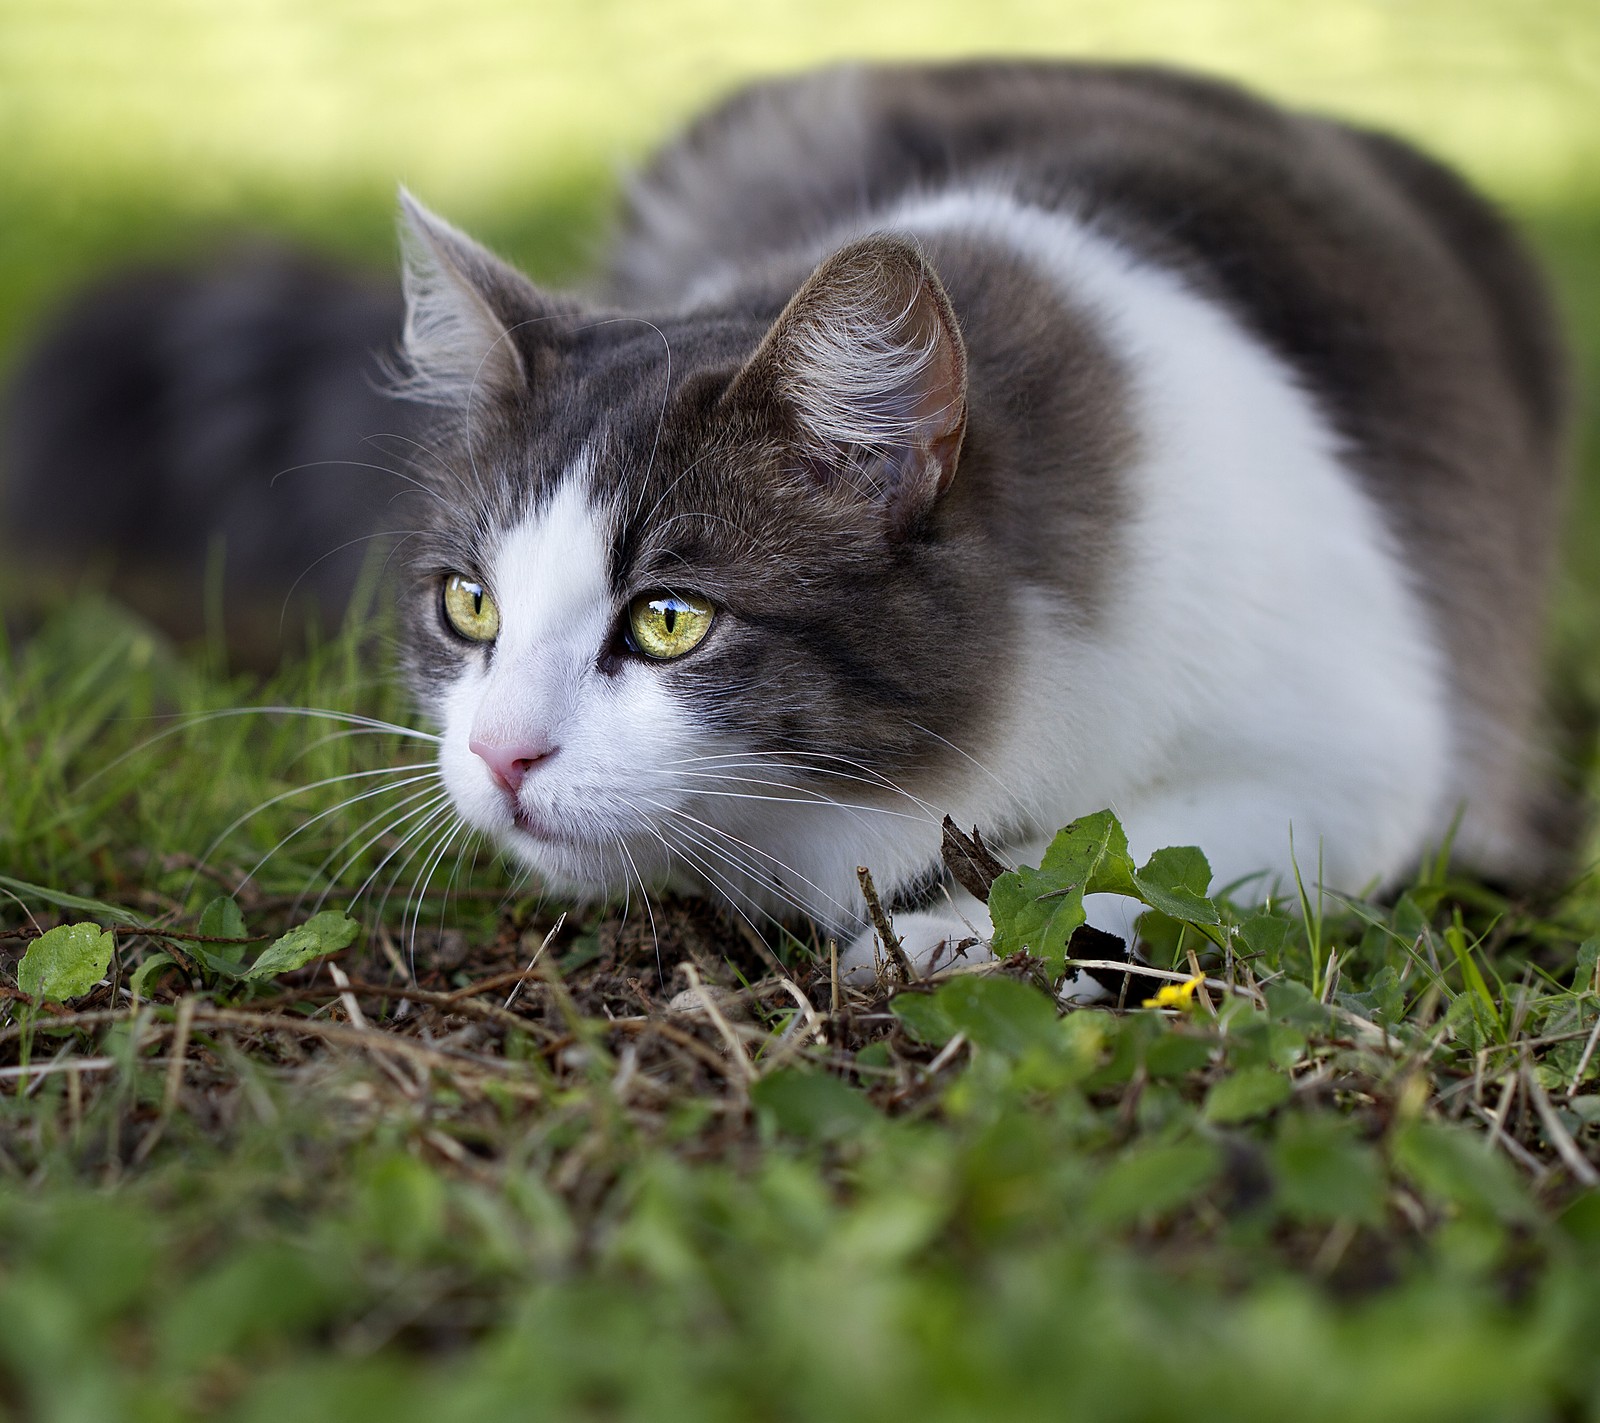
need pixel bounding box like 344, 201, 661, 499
397, 189, 555, 406
728, 236, 968, 538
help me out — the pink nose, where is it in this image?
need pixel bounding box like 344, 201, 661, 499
470, 736, 557, 795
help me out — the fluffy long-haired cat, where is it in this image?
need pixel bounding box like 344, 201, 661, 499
5, 61, 1567, 974
388, 60, 1569, 974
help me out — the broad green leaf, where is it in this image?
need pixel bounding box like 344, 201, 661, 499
1236, 912, 1290, 963
891, 991, 958, 1047
30, 1195, 160, 1320
128, 952, 178, 1000
1442, 990, 1497, 1054
931, 976, 1058, 1058
1204, 1066, 1292, 1123
1144, 1030, 1215, 1079
990, 811, 1139, 971
988, 813, 1225, 972
1391, 893, 1430, 945
987, 864, 1087, 969
1270, 1118, 1386, 1226
1558, 1192, 1600, 1247
192, 946, 250, 981
854, 1040, 893, 1070
361, 1155, 447, 1258
1040, 810, 1137, 898
1132, 845, 1219, 924
157, 1242, 347, 1371
1338, 965, 1406, 1029
198, 896, 247, 941
1220, 1013, 1307, 1072
1087, 1139, 1222, 1226
752, 1069, 878, 1142
1264, 981, 1330, 1029
17, 923, 115, 1003
1084, 1014, 1154, 1089
1576, 939, 1600, 995
1131, 909, 1187, 969
245, 912, 359, 981
197, 897, 249, 967
1392, 1122, 1535, 1224
1567, 1095, 1600, 1124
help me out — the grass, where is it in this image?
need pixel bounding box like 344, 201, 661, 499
5, 607, 1600, 1420
4, 0, 1600, 1418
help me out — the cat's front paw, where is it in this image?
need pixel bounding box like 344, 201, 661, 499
838, 908, 990, 984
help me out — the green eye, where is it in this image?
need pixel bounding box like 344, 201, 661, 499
441, 574, 500, 643
627, 592, 715, 660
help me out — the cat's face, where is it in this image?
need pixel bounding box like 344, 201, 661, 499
396, 197, 1000, 923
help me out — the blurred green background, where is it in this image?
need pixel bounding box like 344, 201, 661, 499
2, 0, 1597, 635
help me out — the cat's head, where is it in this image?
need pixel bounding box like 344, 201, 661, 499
394, 194, 1006, 923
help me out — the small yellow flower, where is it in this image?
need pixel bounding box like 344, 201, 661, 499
1143, 973, 1205, 1009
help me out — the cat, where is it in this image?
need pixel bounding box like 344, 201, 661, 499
390, 59, 1571, 977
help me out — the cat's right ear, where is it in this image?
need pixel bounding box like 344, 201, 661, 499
726, 235, 968, 539
397, 189, 550, 406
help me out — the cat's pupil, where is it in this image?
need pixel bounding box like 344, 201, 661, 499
472, 589, 483, 615
662, 606, 677, 633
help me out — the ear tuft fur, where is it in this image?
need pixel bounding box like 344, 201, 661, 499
396, 189, 536, 407
732, 236, 968, 534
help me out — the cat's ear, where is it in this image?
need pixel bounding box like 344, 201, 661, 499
730, 236, 968, 536
397, 189, 546, 406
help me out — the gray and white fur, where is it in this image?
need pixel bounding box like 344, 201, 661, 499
396, 60, 1570, 973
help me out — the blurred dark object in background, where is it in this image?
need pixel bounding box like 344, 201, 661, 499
1, 243, 418, 667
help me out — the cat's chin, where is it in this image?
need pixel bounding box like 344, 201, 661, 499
509, 805, 564, 843
492, 818, 662, 901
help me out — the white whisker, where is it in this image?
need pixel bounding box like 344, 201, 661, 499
240, 771, 443, 894
293, 779, 452, 907
650, 800, 848, 918
318, 790, 456, 914
405, 815, 471, 961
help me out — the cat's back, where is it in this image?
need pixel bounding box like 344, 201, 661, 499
611, 62, 1559, 421
611, 60, 1563, 469
610, 60, 1573, 880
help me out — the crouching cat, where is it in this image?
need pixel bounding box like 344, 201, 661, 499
54, 60, 1544, 976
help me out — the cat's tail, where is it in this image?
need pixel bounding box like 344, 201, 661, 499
0, 242, 419, 663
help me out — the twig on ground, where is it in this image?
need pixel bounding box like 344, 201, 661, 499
681, 962, 756, 1085
506, 912, 565, 1009
1523, 1062, 1600, 1187
328, 964, 368, 1030
0, 1056, 119, 1082
857, 866, 915, 982
191, 1006, 540, 1088
608, 1016, 746, 1082
1483, 1070, 1520, 1160
1567, 1008, 1600, 1099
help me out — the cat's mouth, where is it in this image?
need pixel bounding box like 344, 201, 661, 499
511, 805, 565, 842
495, 797, 669, 897
508, 802, 623, 854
